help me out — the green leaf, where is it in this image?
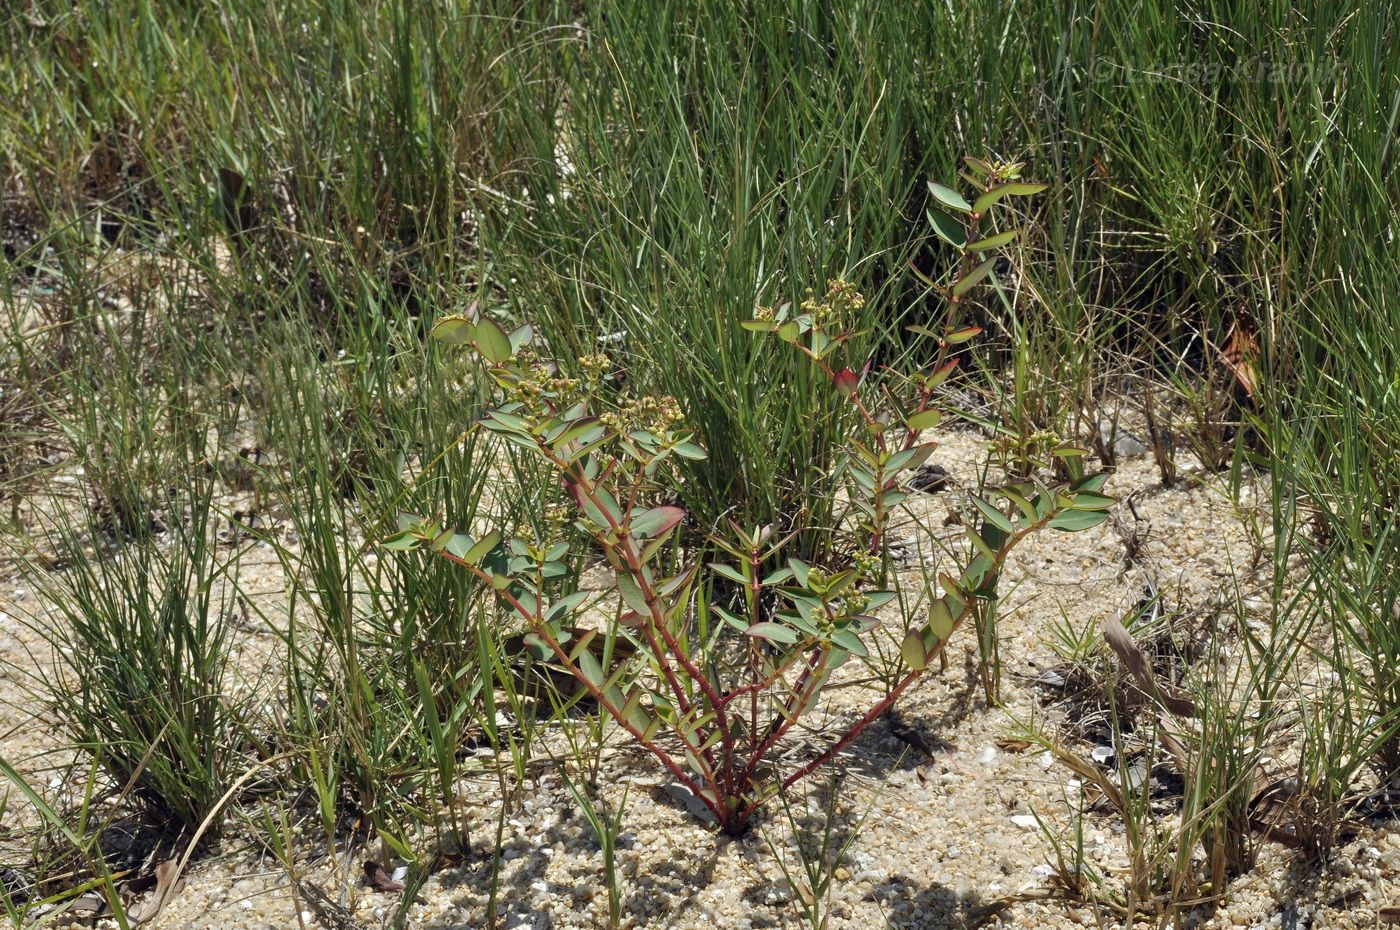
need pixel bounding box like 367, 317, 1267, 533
906, 409, 942, 432
928, 598, 955, 641
787, 558, 811, 589
924, 358, 959, 390
864, 591, 897, 611
830, 627, 868, 657
540, 560, 570, 579
480, 409, 532, 435
464, 530, 501, 566
900, 628, 928, 671
964, 156, 994, 177
999, 486, 1039, 525
475, 317, 513, 364
943, 325, 983, 345
885, 443, 935, 475
1048, 509, 1111, 532
631, 505, 685, 539
431, 315, 476, 345
673, 441, 707, 460
616, 573, 651, 615
740, 319, 776, 332
509, 588, 539, 619
545, 591, 588, 623
508, 323, 534, 353
952, 257, 997, 297
620, 690, 651, 731
575, 649, 605, 689
963, 552, 996, 592
640, 531, 677, 564
746, 622, 799, 645
713, 606, 748, 632
1073, 472, 1111, 493
970, 228, 1020, 251
381, 530, 421, 551
966, 525, 998, 561
573, 484, 622, 528
784, 609, 820, 638
709, 563, 749, 586
972, 182, 1048, 214
554, 417, 605, 448
1070, 491, 1115, 511
927, 180, 972, 213
926, 208, 967, 248
761, 567, 794, 586
657, 566, 697, 598
444, 533, 473, 560
970, 495, 1015, 534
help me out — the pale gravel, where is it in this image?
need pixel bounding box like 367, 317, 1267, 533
3, 428, 1399, 930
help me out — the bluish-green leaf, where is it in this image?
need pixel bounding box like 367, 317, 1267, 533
901, 628, 928, 670
972, 182, 1047, 214
927, 208, 967, 248
970, 228, 1021, 251
431, 315, 476, 345
1070, 491, 1115, 511
927, 181, 972, 213
475, 317, 513, 364
464, 530, 501, 565
1048, 509, 1111, 532
952, 257, 997, 297
906, 409, 942, 432
970, 495, 1015, 534
928, 598, 955, 641
617, 573, 650, 615
830, 627, 868, 657
631, 505, 685, 539
746, 622, 799, 645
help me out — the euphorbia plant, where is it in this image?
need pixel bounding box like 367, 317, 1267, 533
388, 167, 1111, 836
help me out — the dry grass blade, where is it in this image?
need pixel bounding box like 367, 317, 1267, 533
1101, 613, 1198, 719
296, 879, 368, 930
126, 859, 185, 925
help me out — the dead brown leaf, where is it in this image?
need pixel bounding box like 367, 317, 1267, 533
1101, 613, 1198, 719
1217, 322, 1260, 400
364, 860, 405, 892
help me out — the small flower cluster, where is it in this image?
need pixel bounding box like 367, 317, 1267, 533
515, 500, 575, 546
849, 548, 881, 581
503, 348, 592, 410
990, 428, 1068, 473
800, 278, 866, 328
601, 393, 686, 434
578, 353, 612, 387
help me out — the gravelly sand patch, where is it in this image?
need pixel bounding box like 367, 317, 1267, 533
3, 430, 1397, 930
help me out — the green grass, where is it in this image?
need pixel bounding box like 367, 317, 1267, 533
11, 480, 243, 836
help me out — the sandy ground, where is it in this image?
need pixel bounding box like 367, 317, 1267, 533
2, 429, 1398, 930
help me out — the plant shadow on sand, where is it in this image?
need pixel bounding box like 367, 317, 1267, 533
413, 803, 724, 930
